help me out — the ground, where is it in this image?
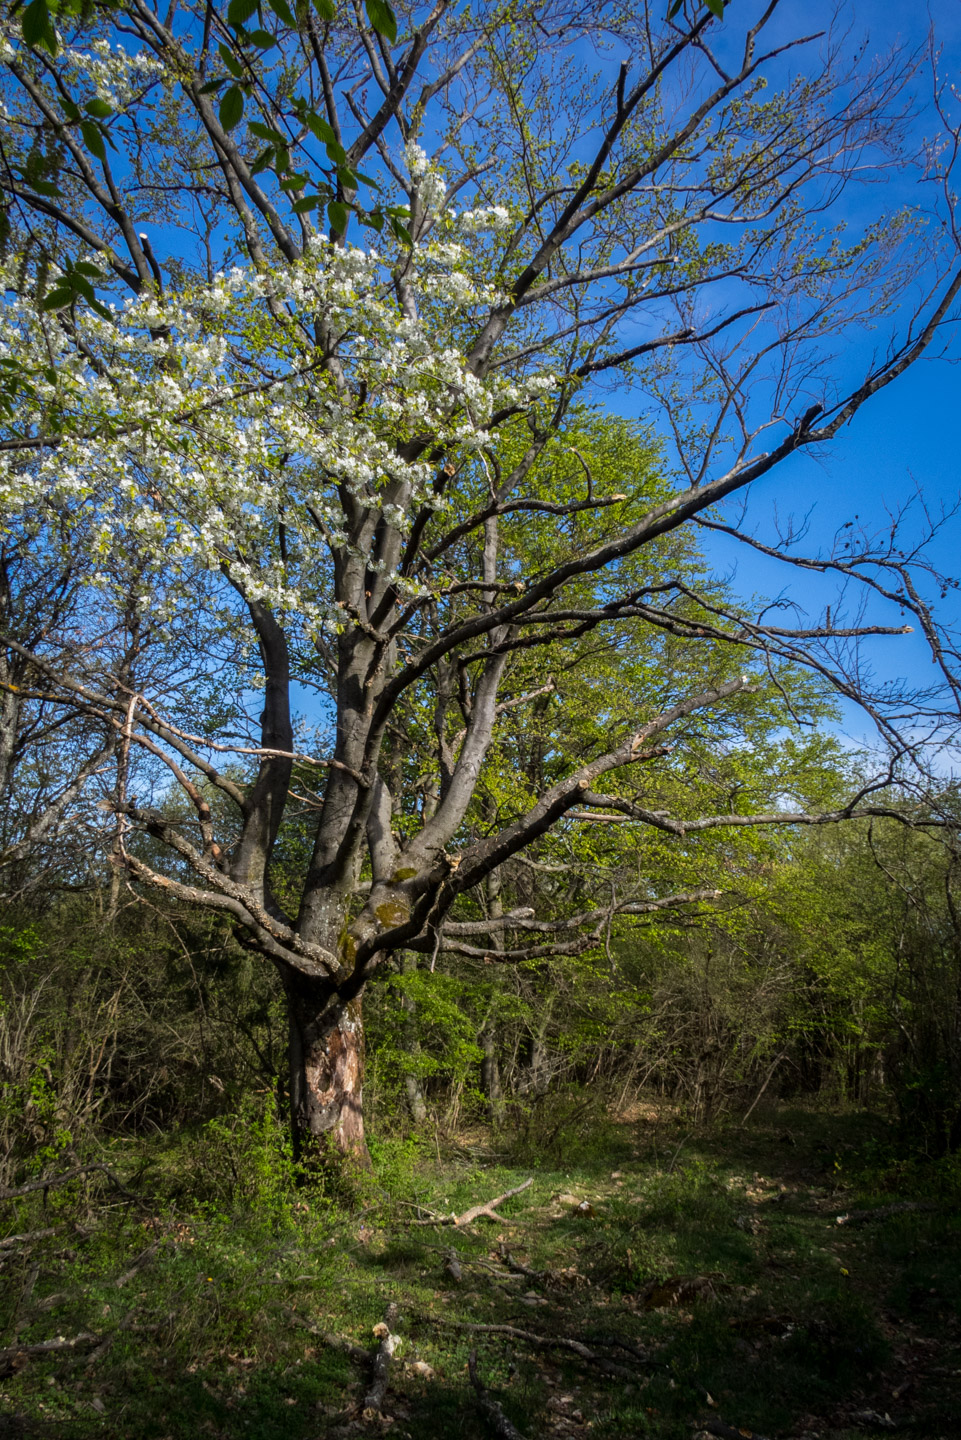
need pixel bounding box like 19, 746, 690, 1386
1, 1103, 959, 1439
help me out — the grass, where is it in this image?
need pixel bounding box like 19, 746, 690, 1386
1, 1104, 960, 1439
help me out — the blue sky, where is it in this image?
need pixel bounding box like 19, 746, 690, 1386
619, 1, 961, 753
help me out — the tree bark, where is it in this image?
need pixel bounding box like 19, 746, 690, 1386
281, 968, 371, 1169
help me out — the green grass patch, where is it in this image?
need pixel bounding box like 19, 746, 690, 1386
2, 1106, 960, 1439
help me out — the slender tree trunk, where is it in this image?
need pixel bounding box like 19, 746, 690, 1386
481, 866, 504, 1117
400, 952, 428, 1124
281, 967, 371, 1168
480, 1030, 502, 1117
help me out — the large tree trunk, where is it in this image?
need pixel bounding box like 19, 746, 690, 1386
281, 968, 370, 1169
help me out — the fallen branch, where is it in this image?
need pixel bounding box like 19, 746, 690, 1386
835, 1201, 939, 1226
497, 1244, 544, 1281
468, 1348, 528, 1440
83, 1312, 164, 1369
362, 1302, 400, 1417
409, 1178, 533, 1227
282, 1308, 371, 1365
0, 1163, 149, 1209
0, 1228, 59, 1249
115, 1240, 168, 1288
0, 1332, 100, 1379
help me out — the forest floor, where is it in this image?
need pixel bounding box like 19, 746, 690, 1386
0, 1103, 959, 1440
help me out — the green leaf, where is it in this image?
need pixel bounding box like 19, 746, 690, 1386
60, 99, 81, 122
79, 120, 106, 162
227, 0, 259, 26
703, 0, 724, 16
264, 0, 296, 24
303, 111, 337, 147
84, 98, 113, 119
327, 199, 348, 233
249, 147, 274, 175
69, 273, 96, 304
278, 173, 309, 192
40, 286, 74, 312
20, 173, 62, 198
245, 29, 277, 48
218, 44, 244, 78
389, 214, 412, 246
73, 260, 105, 278
248, 121, 287, 145
291, 194, 324, 213
365, 0, 396, 42
198, 77, 227, 95
219, 86, 245, 132
22, 0, 58, 55
312, 0, 335, 21
324, 140, 348, 166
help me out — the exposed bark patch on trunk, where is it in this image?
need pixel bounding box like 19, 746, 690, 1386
284, 972, 370, 1169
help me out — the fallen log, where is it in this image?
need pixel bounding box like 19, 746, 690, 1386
468, 1348, 528, 1440
409, 1178, 533, 1228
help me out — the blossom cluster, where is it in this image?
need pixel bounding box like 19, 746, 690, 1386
0, 230, 557, 641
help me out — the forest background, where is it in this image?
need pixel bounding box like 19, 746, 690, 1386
2, 1, 961, 1436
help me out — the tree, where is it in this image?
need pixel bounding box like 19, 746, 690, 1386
0, 0, 959, 1166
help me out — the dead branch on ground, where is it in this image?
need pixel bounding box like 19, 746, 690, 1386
282, 1307, 371, 1364
0, 1163, 150, 1210
431, 1317, 640, 1380
0, 1228, 59, 1249
0, 1333, 100, 1379
468, 1348, 529, 1440
409, 1178, 533, 1227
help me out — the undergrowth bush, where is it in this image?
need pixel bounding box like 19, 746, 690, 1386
178, 1093, 303, 1216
